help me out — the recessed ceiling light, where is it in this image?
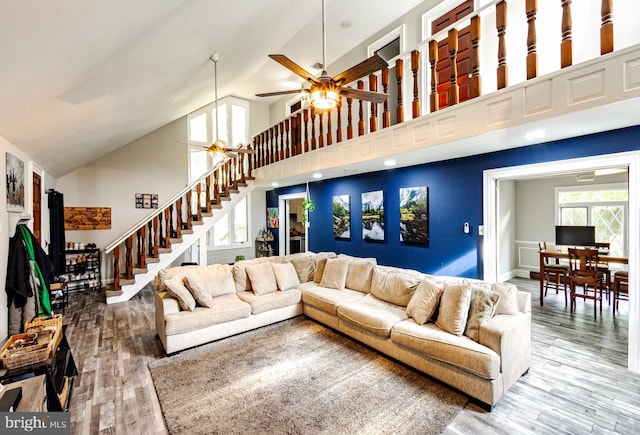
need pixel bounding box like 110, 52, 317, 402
524, 129, 547, 140
312, 172, 322, 179
271, 182, 280, 187
384, 159, 396, 167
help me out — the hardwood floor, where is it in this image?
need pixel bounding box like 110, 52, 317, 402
63, 277, 640, 434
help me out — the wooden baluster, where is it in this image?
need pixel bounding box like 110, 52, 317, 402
526, 0, 538, 80
396, 59, 405, 122
303, 109, 309, 152
147, 221, 154, 259
496, 0, 508, 89
260, 133, 265, 167
346, 96, 354, 140
285, 119, 290, 158
247, 145, 254, 178
447, 32, 459, 107
240, 152, 247, 184
113, 246, 120, 290
411, 50, 421, 117
164, 208, 171, 249
381, 68, 390, 128
125, 235, 133, 280
357, 80, 365, 136
224, 162, 230, 198
294, 114, 301, 155
185, 191, 193, 231
175, 198, 182, 239
326, 108, 333, 145
428, 41, 438, 113
272, 125, 278, 162
168, 203, 175, 238
233, 157, 239, 191
561, 0, 573, 68
310, 107, 317, 150
336, 98, 343, 143
601, 0, 613, 55
196, 183, 202, 221
369, 74, 378, 132
137, 226, 146, 269
214, 171, 221, 205
470, 16, 482, 98
205, 174, 212, 212
318, 110, 324, 148
279, 122, 285, 161
266, 128, 271, 165
152, 215, 159, 257
252, 137, 258, 169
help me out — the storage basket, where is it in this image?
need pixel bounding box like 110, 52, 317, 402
0, 314, 63, 369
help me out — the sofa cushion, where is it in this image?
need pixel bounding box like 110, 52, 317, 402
406, 278, 443, 325
313, 252, 338, 283
339, 255, 376, 292
272, 262, 301, 291
245, 262, 279, 295
319, 258, 349, 290
163, 277, 196, 312
337, 294, 409, 338
289, 256, 315, 283
391, 320, 501, 380
164, 294, 251, 335
492, 282, 519, 315
237, 289, 302, 315
465, 285, 500, 341
435, 281, 473, 336
233, 257, 278, 292
370, 266, 422, 307
157, 264, 236, 297
301, 285, 366, 316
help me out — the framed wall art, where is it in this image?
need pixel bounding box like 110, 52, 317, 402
135, 193, 159, 209
362, 190, 384, 242
5, 152, 25, 212
333, 195, 351, 240
267, 207, 279, 228
399, 186, 429, 245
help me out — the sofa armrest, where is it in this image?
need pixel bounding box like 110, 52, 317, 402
155, 291, 180, 341
478, 310, 532, 392
517, 290, 531, 314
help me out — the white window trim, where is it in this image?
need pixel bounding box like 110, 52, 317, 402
555, 182, 628, 224
367, 24, 406, 63
208, 196, 251, 251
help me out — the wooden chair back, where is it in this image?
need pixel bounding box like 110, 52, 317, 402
568, 248, 601, 285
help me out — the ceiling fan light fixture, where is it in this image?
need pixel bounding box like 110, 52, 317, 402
310, 84, 338, 110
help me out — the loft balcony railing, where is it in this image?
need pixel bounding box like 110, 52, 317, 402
104, 151, 253, 292
250, 0, 623, 170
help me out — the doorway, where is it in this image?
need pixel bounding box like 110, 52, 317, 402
483, 151, 640, 372
278, 192, 308, 255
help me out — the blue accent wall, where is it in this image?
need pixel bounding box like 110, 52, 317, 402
266, 125, 640, 278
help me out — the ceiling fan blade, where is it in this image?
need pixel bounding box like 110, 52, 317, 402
269, 54, 320, 84
332, 54, 389, 86
224, 151, 236, 158
223, 147, 255, 154
339, 87, 388, 104
256, 89, 304, 98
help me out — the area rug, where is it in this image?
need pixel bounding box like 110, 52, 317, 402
149, 317, 467, 435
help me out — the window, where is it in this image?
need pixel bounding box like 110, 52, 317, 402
557, 183, 628, 256
209, 197, 249, 249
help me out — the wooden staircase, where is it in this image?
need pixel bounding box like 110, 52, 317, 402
104, 151, 254, 304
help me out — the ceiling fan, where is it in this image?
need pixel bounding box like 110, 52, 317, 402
256, 0, 389, 109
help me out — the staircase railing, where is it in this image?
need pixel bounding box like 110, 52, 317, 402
105, 148, 253, 291
251, 0, 621, 171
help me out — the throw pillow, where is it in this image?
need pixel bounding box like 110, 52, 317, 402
370, 267, 422, 306
344, 257, 376, 292
272, 262, 301, 291
245, 262, 279, 295
435, 281, 473, 336
319, 258, 350, 290
492, 282, 520, 315
406, 278, 443, 324
464, 285, 500, 341
183, 276, 215, 308
313, 252, 337, 283
163, 276, 196, 311
290, 256, 315, 283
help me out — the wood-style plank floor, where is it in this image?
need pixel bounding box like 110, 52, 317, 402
62, 277, 640, 434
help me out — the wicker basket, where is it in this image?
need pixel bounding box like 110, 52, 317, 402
0, 314, 63, 369
25, 313, 63, 332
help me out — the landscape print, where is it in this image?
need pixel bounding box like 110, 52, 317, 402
362, 190, 384, 242
333, 195, 351, 240
399, 186, 429, 245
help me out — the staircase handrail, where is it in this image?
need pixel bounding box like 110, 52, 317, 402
104, 158, 228, 254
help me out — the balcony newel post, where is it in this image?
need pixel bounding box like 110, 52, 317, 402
526, 0, 538, 80
357, 80, 365, 136
428, 41, 438, 113
447, 31, 459, 106
600, 0, 613, 55
382, 67, 390, 128
496, 0, 508, 89
346, 97, 354, 140
560, 0, 573, 68
411, 50, 421, 117
470, 15, 481, 98
396, 58, 405, 122
369, 74, 378, 133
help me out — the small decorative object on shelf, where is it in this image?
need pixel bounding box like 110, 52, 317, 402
62, 244, 101, 292
255, 229, 275, 258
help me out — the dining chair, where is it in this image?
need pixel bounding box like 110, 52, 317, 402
594, 242, 612, 302
538, 241, 569, 305
613, 270, 629, 314
568, 248, 605, 318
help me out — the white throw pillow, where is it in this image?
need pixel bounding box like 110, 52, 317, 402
163, 276, 196, 311
272, 262, 301, 291
406, 278, 443, 324
343, 257, 376, 292
464, 285, 500, 341
319, 258, 350, 290
184, 276, 215, 308
245, 262, 279, 295
435, 281, 473, 336
492, 282, 519, 315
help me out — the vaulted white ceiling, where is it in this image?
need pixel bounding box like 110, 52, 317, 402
0, 0, 430, 177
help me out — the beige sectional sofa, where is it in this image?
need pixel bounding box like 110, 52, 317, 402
154, 252, 531, 409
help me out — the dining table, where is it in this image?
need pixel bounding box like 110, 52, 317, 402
538, 248, 628, 306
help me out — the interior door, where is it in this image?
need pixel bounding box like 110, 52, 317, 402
32, 172, 42, 243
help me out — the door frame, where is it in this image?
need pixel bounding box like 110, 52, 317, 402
278, 192, 308, 255
483, 151, 640, 373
